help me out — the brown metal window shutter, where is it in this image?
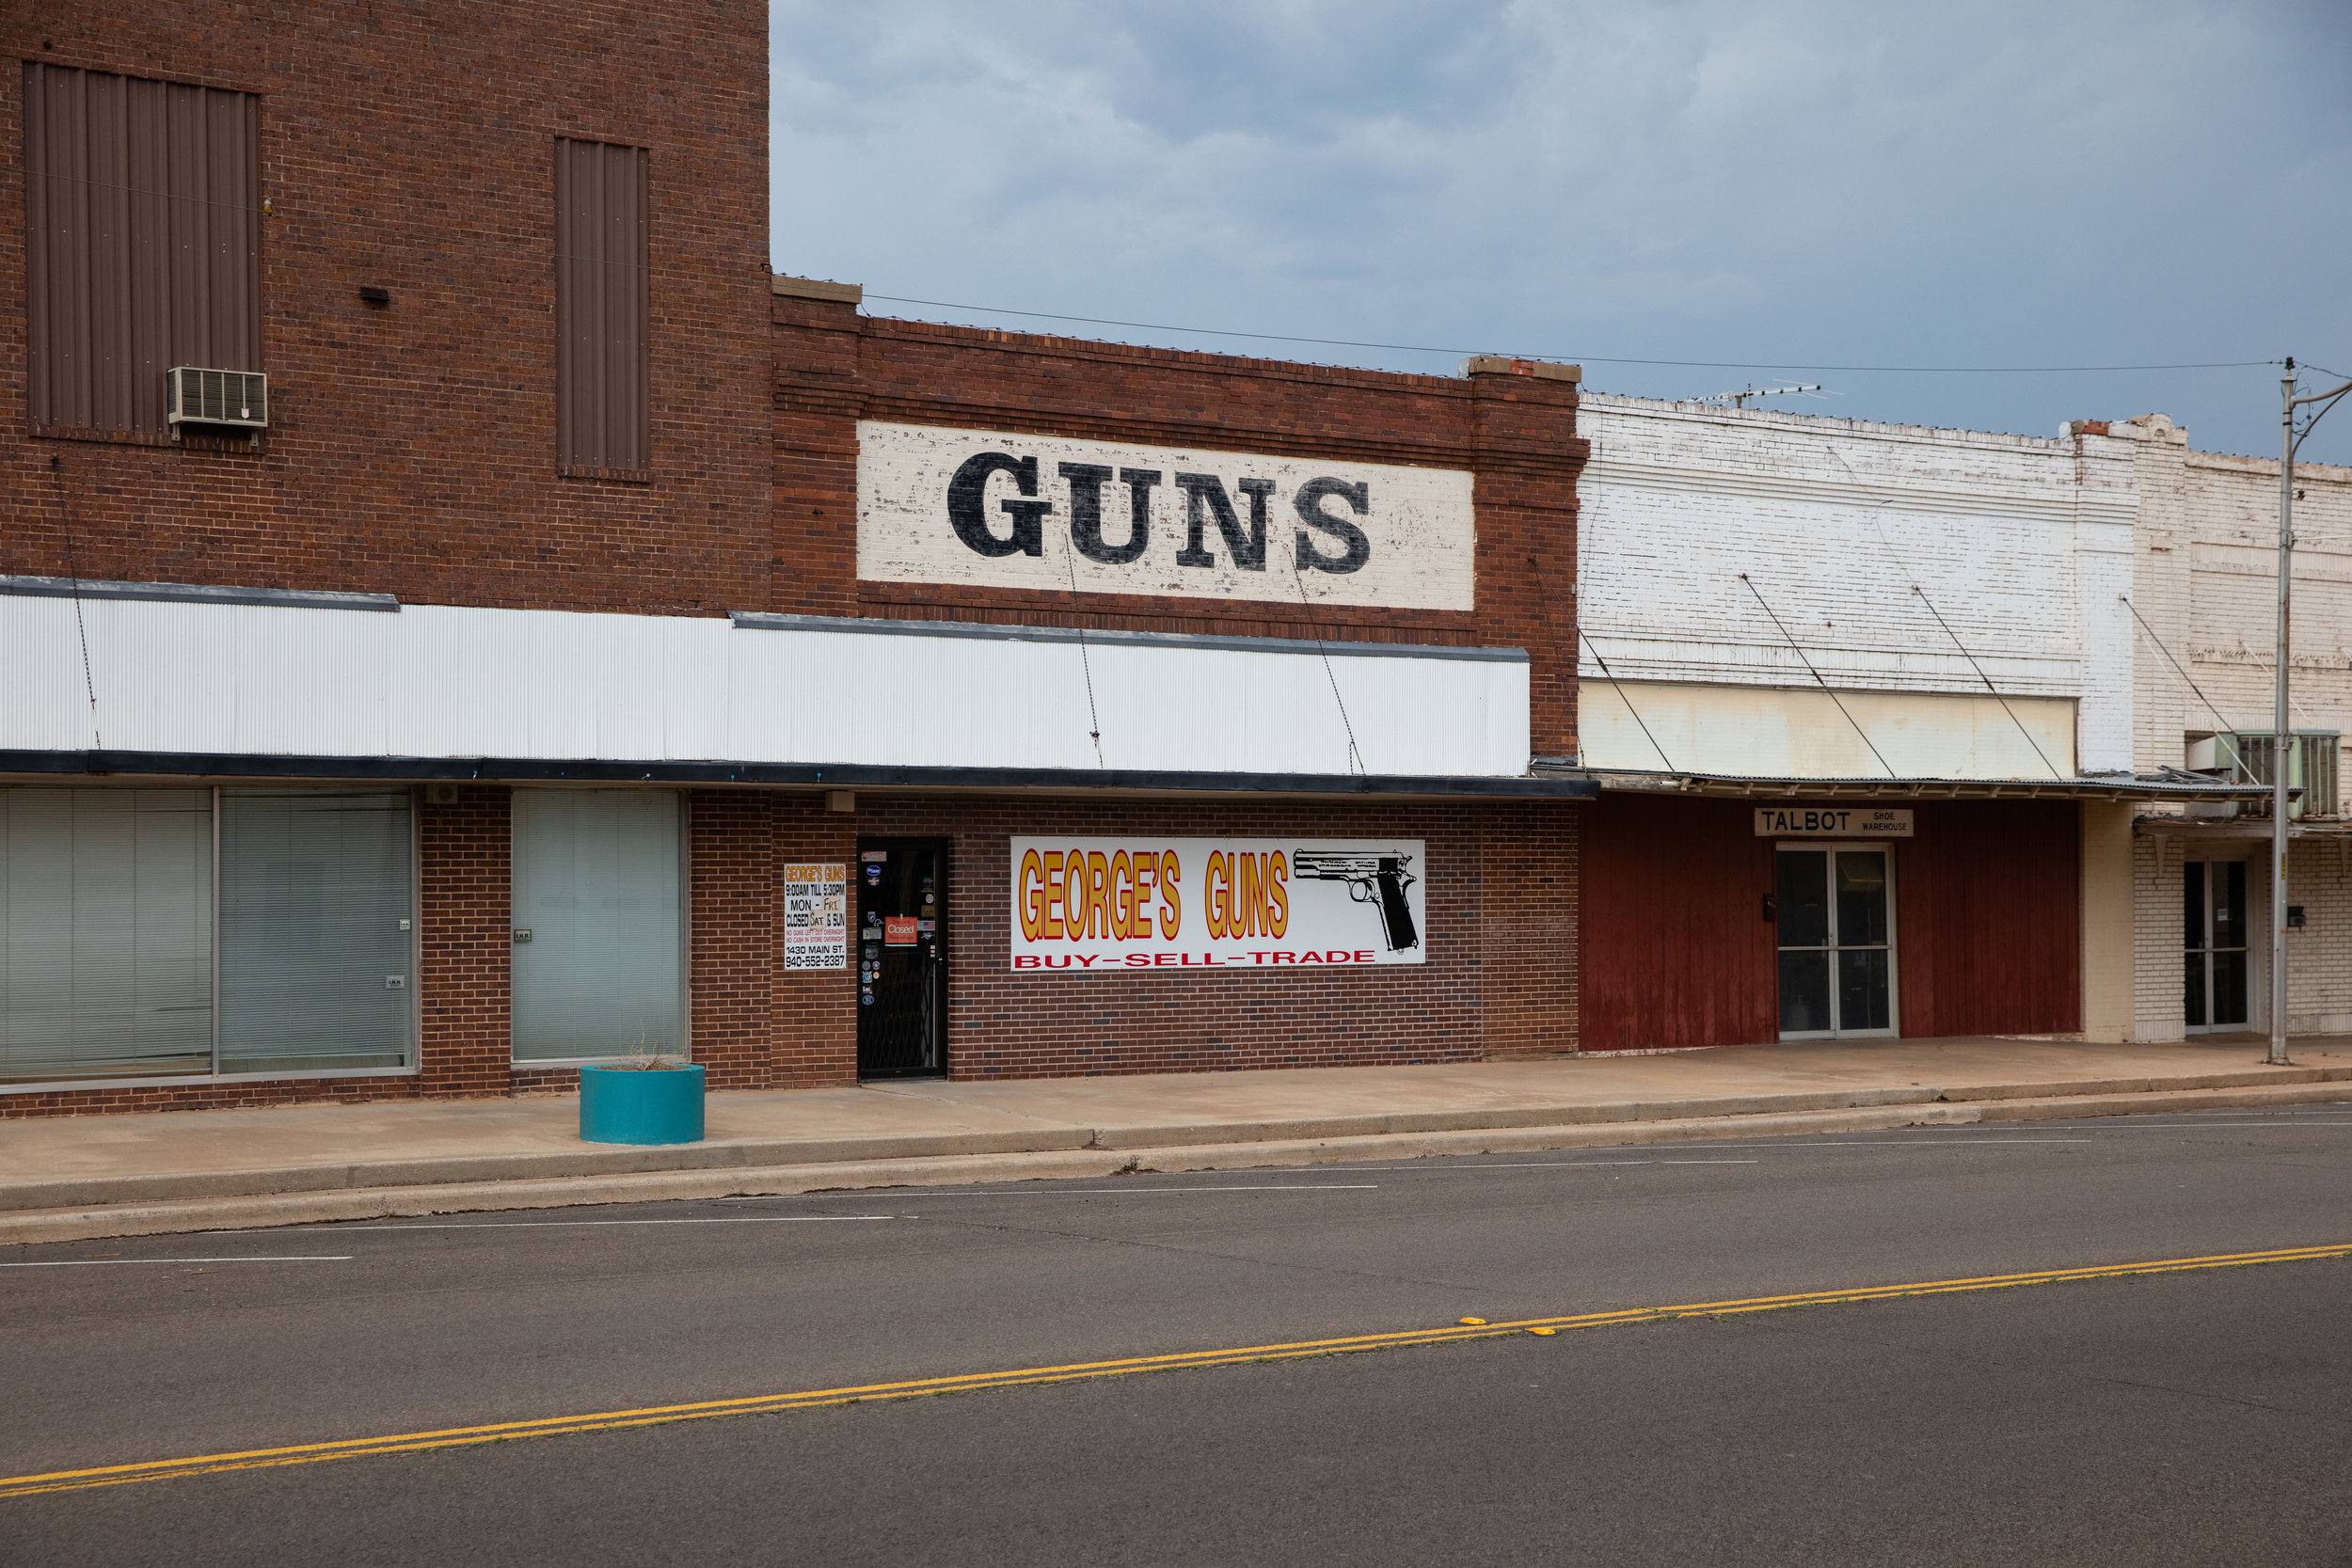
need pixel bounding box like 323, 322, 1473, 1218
23, 63, 262, 439
555, 139, 649, 474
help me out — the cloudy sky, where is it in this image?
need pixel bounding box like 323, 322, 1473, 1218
771, 2, 2352, 464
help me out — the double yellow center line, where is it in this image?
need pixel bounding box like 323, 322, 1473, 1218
6, 1240, 2344, 1500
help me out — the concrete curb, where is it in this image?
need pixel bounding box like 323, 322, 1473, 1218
0, 1127, 1102, 1211
8, 1078, 2344, 1245
1973, 1083, 2352, 1120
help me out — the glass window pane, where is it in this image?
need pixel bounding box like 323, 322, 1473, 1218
2210, 950, 2249, 1028
0, 786, 213, 1084
2213, 862, 2246, 950
1776, 851, 1829, 948
2185, 953, 2207, 1028
1835, 852, 1889, 948
1779, 949, 1832, 1034
218, 791, 413, 1075
1837, 948, 1892, 1031
512, 790, 682, 1062
2184, 862, 2206, 950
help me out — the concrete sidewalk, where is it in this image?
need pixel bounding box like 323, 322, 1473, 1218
8, 1035, 2351, 1244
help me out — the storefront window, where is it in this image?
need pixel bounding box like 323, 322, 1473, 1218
0, 784, 419, 1086
218, 790, 415, 1075
0, 787, 214, 1084
511, 790, 684, 1062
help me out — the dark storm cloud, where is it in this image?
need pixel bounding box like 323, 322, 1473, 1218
771, 1, 2352, 461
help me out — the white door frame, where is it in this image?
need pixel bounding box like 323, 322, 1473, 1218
1774, 840, 1901, 1040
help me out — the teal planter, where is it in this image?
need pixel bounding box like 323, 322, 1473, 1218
579, 1063, 706, 1145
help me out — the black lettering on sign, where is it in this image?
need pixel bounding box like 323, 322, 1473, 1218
1172, 473, 1271, 571
1061, 462, 1152, 565
1294, 477, 1371, 574
948, 452, 1049, 558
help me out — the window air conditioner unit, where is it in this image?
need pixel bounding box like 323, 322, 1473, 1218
2223, 730, 2341, 820
166, 367, 269, 436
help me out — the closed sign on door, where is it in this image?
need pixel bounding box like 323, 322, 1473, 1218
883, 915, 918, 946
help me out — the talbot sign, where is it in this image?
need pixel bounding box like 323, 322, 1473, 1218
856, 420, 1475, 611
1756, 807, 1915, 838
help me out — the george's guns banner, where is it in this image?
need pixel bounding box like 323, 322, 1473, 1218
1009, 838, 1426, 972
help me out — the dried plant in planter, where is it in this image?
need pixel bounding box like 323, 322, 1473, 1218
617, 1028, 690, 1071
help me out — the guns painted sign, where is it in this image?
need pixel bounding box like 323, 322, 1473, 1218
1008, 838, 1426, 972
858, 421, 1475, 612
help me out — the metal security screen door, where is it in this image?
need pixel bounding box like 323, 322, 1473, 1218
1775, 846, 1897, 1039
857, 840, 947, 1079
2184, 859, 2249, 1033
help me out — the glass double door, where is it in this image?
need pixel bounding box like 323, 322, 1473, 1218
1776, 846, 1896, 1038
2184, 859, 2249, 1033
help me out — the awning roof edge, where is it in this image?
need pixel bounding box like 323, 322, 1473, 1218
1584, 768, 2278, 804
0, 750, 1597, 802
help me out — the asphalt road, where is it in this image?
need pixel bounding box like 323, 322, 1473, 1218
7, 1103, 2351, 1564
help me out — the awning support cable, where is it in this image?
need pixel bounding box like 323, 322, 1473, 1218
1529, 554, 1675, 772
1739, 572, 1899, 778
1823, 443, 2064, 780
49, 456, 102, 751
1056, 529, 1105, 768
2121, 594, 2252, 775
1290, 564, 1366, 775
1906, 584, 2066, 781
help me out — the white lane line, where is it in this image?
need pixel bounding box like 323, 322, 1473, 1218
1329, 1160, 1769, 1171
2068, 1120, 2352, 1130
1650, 1139, 2096, 1148
1319, 1143, 2098, 1170
317, 1222, 894, 1231
725, 1184, 1381, 1200
1, 1256, 352, 1268
278, 1222, 898, 1231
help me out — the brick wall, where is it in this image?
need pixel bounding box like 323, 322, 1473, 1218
2285, 835, 2352, 1036
1578, 393, 2137, 772
1475, 802, 1581, 1057
770, 795, 859, 1088
2132, 833, 2186, 1042
688, 788, 773, 1090
4, 784, 1581, 1117
419, 787, 513, 1096
0, 2, 771, 618
770, 298, 1586, 759
836, 795, 1572, 1080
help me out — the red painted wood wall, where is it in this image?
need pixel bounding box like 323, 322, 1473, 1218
1894, 800, 2081, 1038
1578, 794, 1777, 1052
1578, 795, 2081, 1052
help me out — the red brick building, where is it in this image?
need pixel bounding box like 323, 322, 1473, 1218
0, 3, 1590, 1117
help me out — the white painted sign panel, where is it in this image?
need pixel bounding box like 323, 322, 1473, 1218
1009, 837, 1426, 971
781, 862, 848, 969
858, 421, 1475, 611
1756, 807, 1915, 838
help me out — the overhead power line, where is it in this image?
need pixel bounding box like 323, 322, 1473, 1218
862, 293, 2280, 375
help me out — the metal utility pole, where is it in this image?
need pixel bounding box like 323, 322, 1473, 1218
2268, 358, 2352, 1067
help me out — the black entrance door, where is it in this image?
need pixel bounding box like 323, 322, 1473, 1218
857, 839, 947, 1079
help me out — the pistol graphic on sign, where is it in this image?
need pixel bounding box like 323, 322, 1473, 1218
1291, 850, 1420, 952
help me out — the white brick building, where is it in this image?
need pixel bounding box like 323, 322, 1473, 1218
2092, 413, 2352, 1039
1569, 389, 2347, 1051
